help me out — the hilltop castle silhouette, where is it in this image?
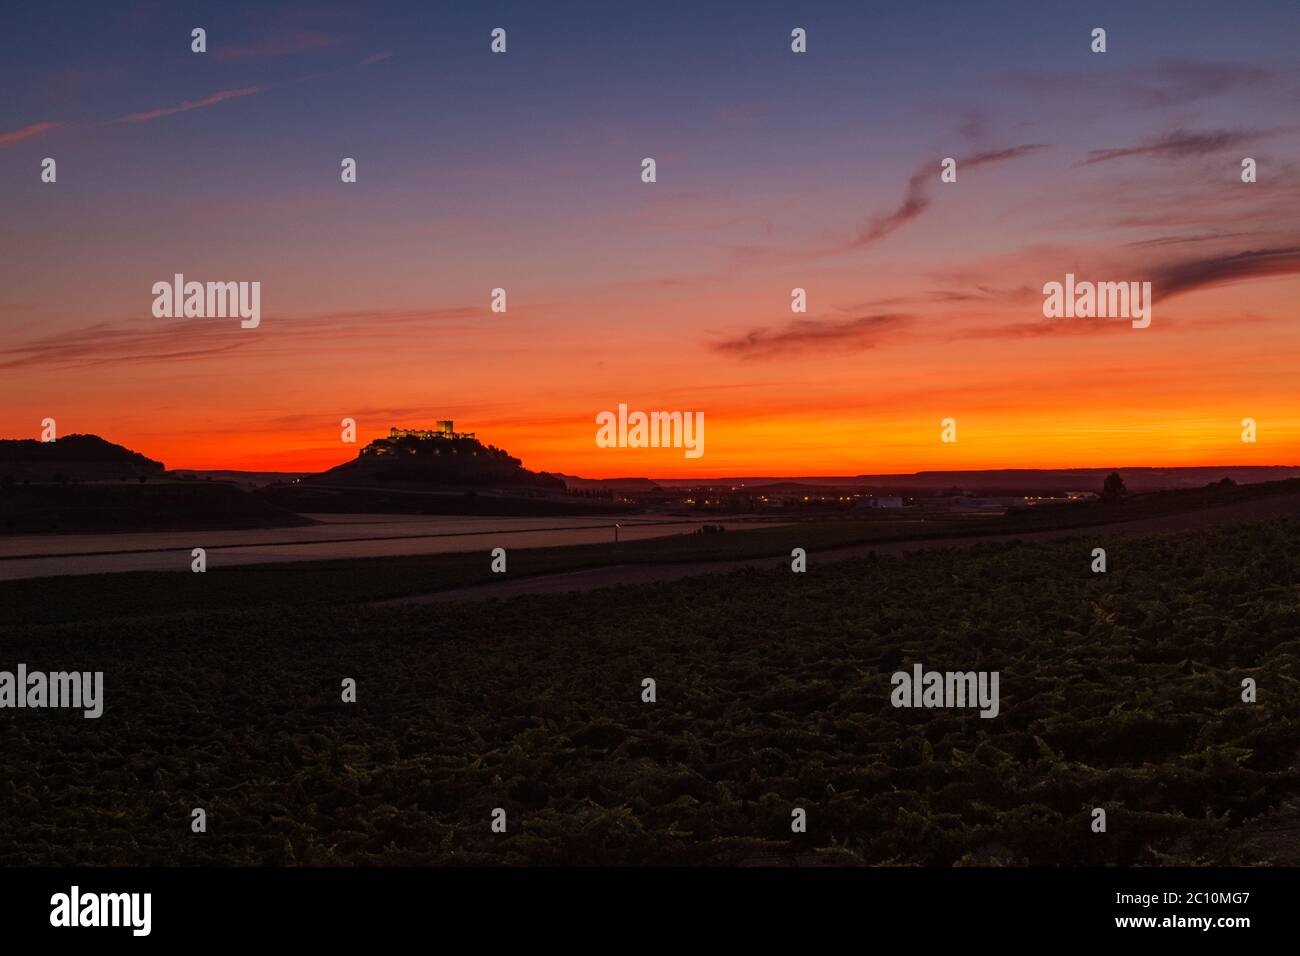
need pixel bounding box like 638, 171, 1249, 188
387, 420, 475, 441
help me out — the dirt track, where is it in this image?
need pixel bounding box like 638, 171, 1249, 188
0, 514, 782, 581
387, 491, 1300, 605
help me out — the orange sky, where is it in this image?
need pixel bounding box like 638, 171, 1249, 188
3, 5, 1299, 477
7, 270, 1295, 477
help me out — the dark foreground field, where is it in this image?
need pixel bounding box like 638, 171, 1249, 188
1, 517, 1298, 865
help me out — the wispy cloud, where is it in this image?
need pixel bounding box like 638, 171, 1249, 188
0, 121, 62, 148
0, 321, 255, 371
1125, 231, 1264, 249
957, 310, 1275, 342
1080, 128, 1269, 166
113, 86, 266, 124
361, 51, 394, 66
1006, 58, 1275, 112
713, 313, 913, 360
1135, 59, 1276, 109
955, 318, 1138, 341
0, 307, 483, 372
853, 144, 1049, 248
214, 31, 339, 61
1153, 245, 1300, 299
854, 168, 931, 246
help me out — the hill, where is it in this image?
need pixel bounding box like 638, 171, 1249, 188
316, 432, 564, 491
259, 429, 597, 516
0, 434, 164, 482
0, 434, 311, 533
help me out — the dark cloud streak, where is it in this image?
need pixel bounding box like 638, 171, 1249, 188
853, 144, 1049, 247
1081, 128, 1269, 166
1153, 246, 1300, 299
713, 313, 913, 359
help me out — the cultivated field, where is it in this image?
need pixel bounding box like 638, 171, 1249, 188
1, 513, 1297, 865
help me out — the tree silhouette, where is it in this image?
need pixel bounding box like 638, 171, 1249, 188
1101, 471, 1127, 503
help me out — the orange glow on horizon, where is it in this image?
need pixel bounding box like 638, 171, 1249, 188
32, 401, 1300, 479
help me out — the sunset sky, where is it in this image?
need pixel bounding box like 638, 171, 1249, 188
2, 0, 1299, 477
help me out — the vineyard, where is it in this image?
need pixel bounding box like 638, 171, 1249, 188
1, 517, 1297, 865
